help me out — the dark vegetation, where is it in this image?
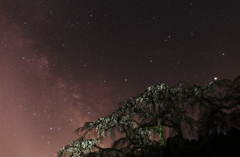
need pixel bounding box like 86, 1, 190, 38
56, 76, 240, 157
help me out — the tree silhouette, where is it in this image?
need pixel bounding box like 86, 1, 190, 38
56, 76, 240, 157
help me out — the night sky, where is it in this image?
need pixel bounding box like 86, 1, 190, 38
0, 0, 240, 156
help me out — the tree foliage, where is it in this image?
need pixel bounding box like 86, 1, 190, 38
56, 76, 240, 157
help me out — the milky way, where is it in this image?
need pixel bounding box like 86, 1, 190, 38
0, 1, 239, 156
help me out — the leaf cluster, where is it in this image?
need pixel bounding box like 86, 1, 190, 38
56, 76, 240, 157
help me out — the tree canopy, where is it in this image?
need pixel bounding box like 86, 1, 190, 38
56, 76, 240, 157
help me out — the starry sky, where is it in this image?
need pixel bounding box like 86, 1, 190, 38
0, 0, 239, 156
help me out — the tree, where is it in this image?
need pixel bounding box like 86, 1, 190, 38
56, 76, 240, 157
